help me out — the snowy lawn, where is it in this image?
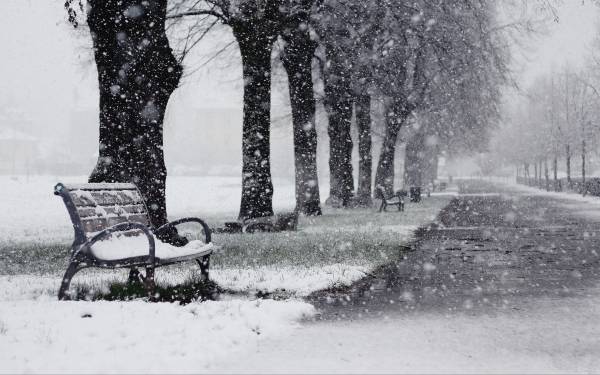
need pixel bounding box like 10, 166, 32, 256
0, 175, 455, 297
0, 285, 314, 373
0, 175, 454, 373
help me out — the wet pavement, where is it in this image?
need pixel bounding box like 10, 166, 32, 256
309, 180, 600, 320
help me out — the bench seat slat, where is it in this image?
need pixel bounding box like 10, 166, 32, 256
71, 190, 144, 207
78, 204, 147, 219
81, 215, 150, 233
63, 183, 138, 191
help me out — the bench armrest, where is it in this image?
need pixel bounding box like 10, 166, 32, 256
80, 222, 156, 266
155, 217, 212, 244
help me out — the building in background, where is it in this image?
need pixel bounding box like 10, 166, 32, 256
0, 127, 39, 175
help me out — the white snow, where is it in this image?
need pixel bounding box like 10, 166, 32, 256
216, 290, 600, 374
0, 176, 456, 373
0, 275, 315, 373
503, 181, 600, 221
90, 234, 214, 261
212, 264, 369, 297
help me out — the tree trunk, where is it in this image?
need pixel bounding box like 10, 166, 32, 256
87, 0, 182, 230
281, 29, 322, 216
544, 159, 549, 191
534, 162, 538, 188
324, 47, 354, 206
374, 101, 409, 198
553, 156, 558, 192
538, 160, 543, 188
423, 144, 438, 186
582, 139, 586, 188
234, 27, 277, 219
355, 93, 372, 206
404, 131, 425, 189
566, 144, 571, 189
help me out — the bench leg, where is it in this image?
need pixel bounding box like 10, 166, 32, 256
144, 266, 156, 300
196, 255, 210, 282
58, 261, 81, 301
128, 268, 142, 284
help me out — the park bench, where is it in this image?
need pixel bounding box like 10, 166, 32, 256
376, 186, 405, 212
409, 186, 422, 202
54, 182, 215, 300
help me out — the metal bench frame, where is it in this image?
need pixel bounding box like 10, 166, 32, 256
376, 186, 405, 212
54, 182, 213, 301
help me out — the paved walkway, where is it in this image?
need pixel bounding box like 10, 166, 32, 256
217, 180, 600, 373
310, 180, 600, 319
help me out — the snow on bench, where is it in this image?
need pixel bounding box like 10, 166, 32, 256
54, 182, 215, 300
91, 235, 214, 262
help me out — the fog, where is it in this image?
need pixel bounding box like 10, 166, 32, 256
0, 0, 597, 179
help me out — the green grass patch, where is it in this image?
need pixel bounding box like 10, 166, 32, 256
1, 195, 453, 299
71, 274, 220, 304
210, 196, 450, 269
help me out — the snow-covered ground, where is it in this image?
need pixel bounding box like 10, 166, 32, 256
213, 181, 600, 374
505, 180, 600, 222
216, 290, 600, 374
0, 175, 455, 373
0, 288, 315, 373
0, 175, 454, 297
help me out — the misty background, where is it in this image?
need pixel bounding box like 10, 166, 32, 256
0, 0, 597, 181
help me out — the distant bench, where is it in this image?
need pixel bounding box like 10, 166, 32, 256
376, 186, 406, 212
54, 182, 215, 300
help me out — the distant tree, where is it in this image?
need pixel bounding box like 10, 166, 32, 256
312, 1, 382, 206
374, 0, 510, 195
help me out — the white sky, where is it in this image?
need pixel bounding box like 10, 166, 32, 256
517, 1, 599, 85
0, 0, 598, 146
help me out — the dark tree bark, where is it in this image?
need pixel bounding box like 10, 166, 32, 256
421, 141, 438, 187
324, 47, 354, 206
87, 0, 182, 229
539, 161, 543, 187
232, 23, 278, 219
374, 100, 410, 198
544, 159, 549, 191
355, 93, 373, 206
404, 131, 426, 188
582, 139, 586, 188
281, 27, 322, 216
533, 162, 538, 187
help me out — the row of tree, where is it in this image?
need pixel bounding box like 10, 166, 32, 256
66, 0, 513, 240
495, 55, 600, 190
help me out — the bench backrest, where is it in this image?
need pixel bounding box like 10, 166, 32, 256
55, 182, 150, 245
